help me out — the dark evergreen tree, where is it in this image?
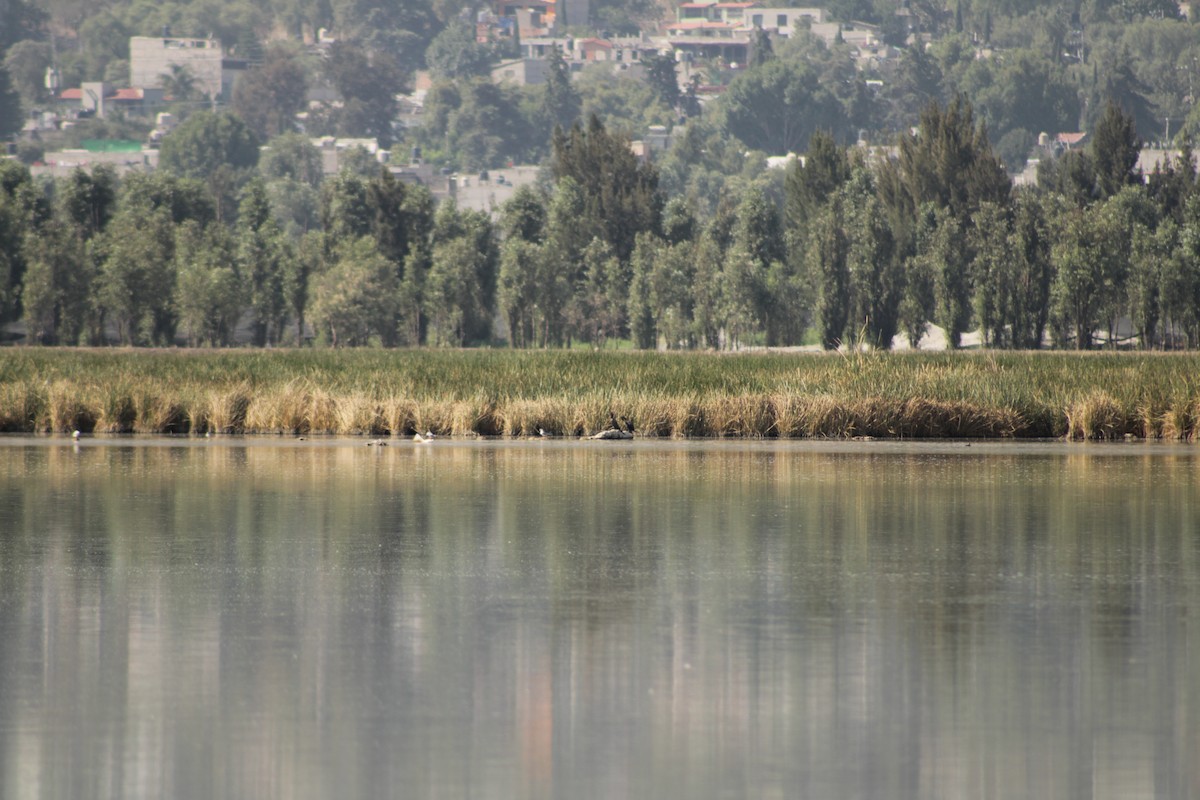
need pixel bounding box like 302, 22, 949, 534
749, 26, 774, 69
1037, 149, 1097, 207
499, 187, 543, 244
661, 197, 697, 246
1146, 143, 1196, 225
1091, 100, 1143, 201
886, 95, 1011, 224
320, 171, 373, 250
541, 48, 581, 133
0, 62, 23, 140
785, 131, 851, 236
641, 51, 680, 111
58, 165, 118, 241
551, 115, 663, 264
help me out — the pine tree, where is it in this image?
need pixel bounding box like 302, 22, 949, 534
1091, 100, 1142, 201
541, 48, 580, 132
642, 51, 680, 110
785, 131, 851, 238
551, 115, 663, 264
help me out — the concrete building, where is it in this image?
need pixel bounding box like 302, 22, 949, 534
491, 58, 551, 86
31, 145, 158, 179
436, 165, 541, 215
663, 19, 754, 65
744, 6, 827, 33
129, 36, 246, 100
512, 36, 654, 80
809, 20, 882, 49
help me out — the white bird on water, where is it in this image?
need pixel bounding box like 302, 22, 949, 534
72, 430, 81, 440
413, 431, 436, 443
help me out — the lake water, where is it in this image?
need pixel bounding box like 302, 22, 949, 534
0, 437, 1197, 799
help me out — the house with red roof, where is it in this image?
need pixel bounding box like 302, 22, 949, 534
59, 82, 165, 118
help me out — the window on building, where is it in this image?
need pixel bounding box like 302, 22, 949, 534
777, 14, 787, 26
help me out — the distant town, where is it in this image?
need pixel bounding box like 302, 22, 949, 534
1, 0, 1198, 351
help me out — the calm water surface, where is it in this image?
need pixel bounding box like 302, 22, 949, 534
0, 438, 1197, 799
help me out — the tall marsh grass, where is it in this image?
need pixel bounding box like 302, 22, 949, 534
2, 348, 1200, 439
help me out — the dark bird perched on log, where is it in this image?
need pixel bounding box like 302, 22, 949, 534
591, 411, 632, 440
620, 416, 635, 434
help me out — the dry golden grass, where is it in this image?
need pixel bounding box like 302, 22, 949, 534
207, 383, 252, 434
2, 349, 1199, 440
132, 393, 188, 434
1161, 399, 1198, 441
381, 395, 420, 436
95, 388, 136, 434
0, 383, 46, 432
1065, 391, 1129, 440
48, 381, 96, 433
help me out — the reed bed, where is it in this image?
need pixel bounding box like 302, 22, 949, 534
2, 348, 1200, 440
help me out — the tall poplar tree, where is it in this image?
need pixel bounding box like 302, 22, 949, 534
807, 196, 850, 349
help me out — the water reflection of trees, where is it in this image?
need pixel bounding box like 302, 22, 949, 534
0, 442, 1198, 798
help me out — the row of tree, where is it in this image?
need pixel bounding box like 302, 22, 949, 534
4, 98, 1200, 350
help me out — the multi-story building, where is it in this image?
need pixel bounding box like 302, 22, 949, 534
129, 36, 246, 100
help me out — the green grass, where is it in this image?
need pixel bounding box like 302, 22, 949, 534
2, 348, 1199, 439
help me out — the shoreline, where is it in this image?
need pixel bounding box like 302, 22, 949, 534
1, 349, 1198, 440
